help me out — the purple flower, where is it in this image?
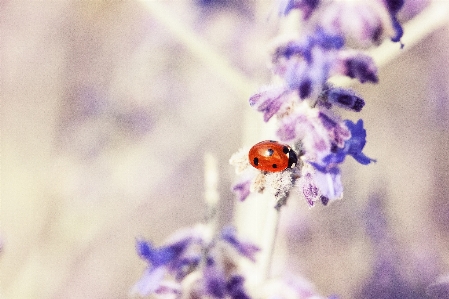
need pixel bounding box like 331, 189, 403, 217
226, 275, 251, 299
204, 262, 252, 299
302, 172, 319, 206
131, 229, 204, 296
232, 179, 252, 202
333, 52, 378, 83
300, 163, 343, 204
272, 28, 343, 63
285, 49, 333, 99
306, 163, 343, 200
279, 0, 321, 19
249, 87, 290, 122
320, 1, 396, 46
272, 29, 344, 100
221, 226, 260, 262
132, 226, 259, 297
322, 119, 375, 166
317, 112, 351, 148
136, 238, 192, 268
382, 0, 405, 45
319, 86, 365, 112
204, 259, 227, 298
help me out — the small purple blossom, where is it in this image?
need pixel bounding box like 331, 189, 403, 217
132, 226, 259, 297
235, 0, 401, 207
306, 163, 343, 200
232, 179, 252, 202
319, 1, 394, 45
317, 112, 351, 148
272, 28, 343, 64
132, 234, 202, 296
272, 29, 344, 100
204, 262, 252, 299
204, 260, 227, 298
322, 119, 375, 166
319, 86, 365, 112
382, 0, 405, 45
226, 275, 251, 299
136, 237, 192, 268
279, 0, 321, 19
333, 52, 378, 83
302, 172, 319, 206
221, 226, 260, 262
249, 87, 290, 122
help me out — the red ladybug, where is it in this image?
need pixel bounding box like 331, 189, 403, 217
248, 140, 298, 172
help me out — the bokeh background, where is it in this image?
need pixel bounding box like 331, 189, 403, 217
1, 1, 448, 298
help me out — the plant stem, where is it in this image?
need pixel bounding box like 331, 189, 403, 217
203, 153, 220, 240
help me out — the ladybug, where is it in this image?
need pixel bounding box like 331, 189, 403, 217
248, 140, 298, 172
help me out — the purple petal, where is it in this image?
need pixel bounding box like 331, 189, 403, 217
136, 239, 154, 262
383, 0, 405, 45
321, 119, 375, 166
226, 276, 251, 299
280, 0, 321, 19
130, 267, 166, 297
321, 87, 365, 112
232, 179, 252, 202
204, 261, 227, 299
220, 226, 259, 262
311, 27, 345, 50
343, 119, 376, 164
299, 79, 312, 99
302, 173, 319, 206
312, 167, 343, 200
136, 237, 193, 268
344, 54, 378, 83
249, 87, 288, 122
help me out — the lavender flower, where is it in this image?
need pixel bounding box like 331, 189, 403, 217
249, 86, 291, 122
230, 0, 399, 206
281, 0, 404, 46
232, 178, 252, 202
131, 225, 259, 298
318, 86, 365, 112
382, 0, 405, 44
278, 0, 320, 19
321, 119, 375, 166
221, 226, 260, 262
332, 51, 378, 83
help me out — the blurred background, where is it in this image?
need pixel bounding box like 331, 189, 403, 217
1, 0, 448, 298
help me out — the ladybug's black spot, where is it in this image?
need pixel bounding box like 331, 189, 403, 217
282, 146, 289, 154
288, 150, 298, 168
253, 157, 259, 166
267, 148, 274, 156
269, 140, 277, 143
272, 164, 277, 168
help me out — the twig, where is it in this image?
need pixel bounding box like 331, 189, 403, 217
138, 0, 257, 97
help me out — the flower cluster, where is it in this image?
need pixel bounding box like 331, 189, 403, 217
131, 225, 333, 299
231, 0, 403, 207
130, 225, 259, 298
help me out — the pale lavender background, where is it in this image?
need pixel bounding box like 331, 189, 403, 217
1, 1, 448, 298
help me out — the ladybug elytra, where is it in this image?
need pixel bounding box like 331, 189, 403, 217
248, 140, 298, 172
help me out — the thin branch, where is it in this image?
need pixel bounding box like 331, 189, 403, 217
203, 153, 220, 240
138, 0, 257, 97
